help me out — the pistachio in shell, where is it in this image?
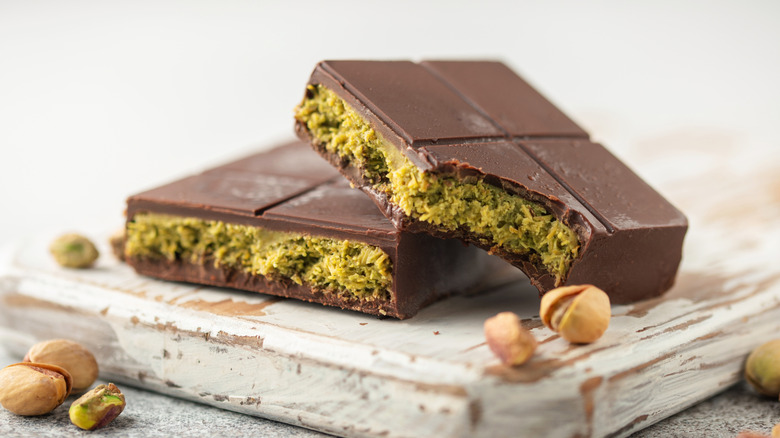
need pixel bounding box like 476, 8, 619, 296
24, 339, 99, 391
0, 362, 72, 416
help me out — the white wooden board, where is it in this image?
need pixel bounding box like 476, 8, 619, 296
1, 145, 779, 438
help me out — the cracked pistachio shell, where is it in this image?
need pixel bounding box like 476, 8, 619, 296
540, 284, 611, 344
0, 362, 73, 416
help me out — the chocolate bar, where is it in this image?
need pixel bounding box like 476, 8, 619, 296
124, 141, 486, 319
295, 60, 687, 303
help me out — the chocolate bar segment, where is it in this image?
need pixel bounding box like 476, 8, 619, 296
295, 60, 687, 303
124, 141, 485, 319
420, 60, 587, 138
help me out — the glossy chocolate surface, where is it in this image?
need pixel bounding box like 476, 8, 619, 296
296, 60, 688, 303
125, 141, 485, 319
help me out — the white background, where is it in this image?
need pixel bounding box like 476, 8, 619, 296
1, 0, 778, 246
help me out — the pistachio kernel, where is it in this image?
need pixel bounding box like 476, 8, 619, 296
69, 383, 126, 430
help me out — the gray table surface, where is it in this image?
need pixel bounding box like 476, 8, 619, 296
0, 348, 777, 438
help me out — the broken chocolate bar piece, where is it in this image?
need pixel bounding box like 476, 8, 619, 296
295, 60, 687, 304
124, 141, 486, 319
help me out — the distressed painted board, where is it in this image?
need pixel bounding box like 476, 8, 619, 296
1, 146, 779, 438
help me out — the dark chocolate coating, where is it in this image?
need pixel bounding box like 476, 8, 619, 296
125, 141, 485, 319
295, 60, 688, 303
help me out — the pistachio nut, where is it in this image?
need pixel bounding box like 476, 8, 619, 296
0, 362, 73, 416
24, 339, 99, 391
540, 284, 611, 344
69, 383, 126, 430
484, 312, 537, 366
745, 339, 780, 397
49, 233, 99, 268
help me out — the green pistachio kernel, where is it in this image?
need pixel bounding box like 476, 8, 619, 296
69, 383, 126, 430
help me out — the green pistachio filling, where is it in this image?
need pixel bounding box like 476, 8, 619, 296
125, 213, 393, 300
296, 84, 580, 283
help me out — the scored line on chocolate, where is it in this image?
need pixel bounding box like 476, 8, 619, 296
417, 62, 616, 234
409, 137, 512, 147
319, 62, 417, 147
245, 175, 343, 217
